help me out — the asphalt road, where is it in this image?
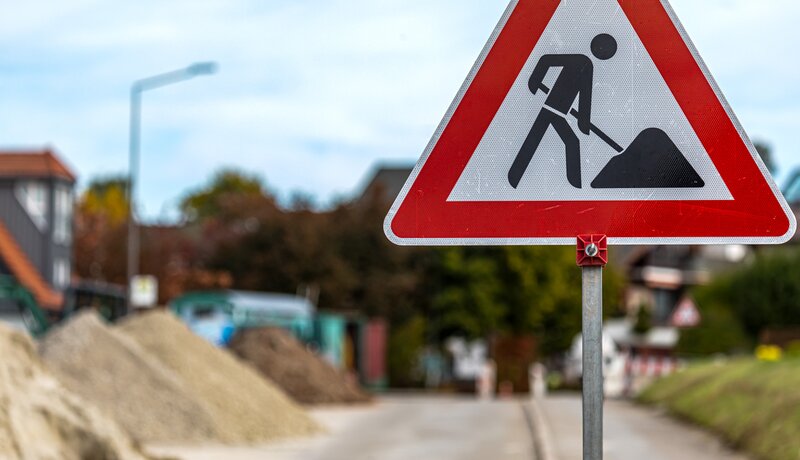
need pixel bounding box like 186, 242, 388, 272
150, 395, 535, 460
538, 394, 751, 460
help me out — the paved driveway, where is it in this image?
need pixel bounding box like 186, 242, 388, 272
538, 394, 751, 460
150, 395, 535, 460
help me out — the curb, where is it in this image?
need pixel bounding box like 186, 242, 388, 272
529, 398, 560, 460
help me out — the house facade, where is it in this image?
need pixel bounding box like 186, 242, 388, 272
0, 149, 76, 313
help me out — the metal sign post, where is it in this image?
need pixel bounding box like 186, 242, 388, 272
577, 235, 608, 460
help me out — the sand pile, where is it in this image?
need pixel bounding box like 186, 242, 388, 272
119, 311, 320, 443
40, 312, 219, 443
230, 327, 371, 405
0, 322, 152, 460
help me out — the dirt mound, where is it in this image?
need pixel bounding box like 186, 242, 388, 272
0, 321, 152, 460
40, 312, 219, 443
119, 311, 320, 443
230, 327, 371, 405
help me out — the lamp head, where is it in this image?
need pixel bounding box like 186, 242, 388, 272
187, 61, 219, 76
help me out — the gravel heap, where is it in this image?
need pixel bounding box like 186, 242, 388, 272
40, 312, 219, 443
0, 321, 152, 460
230, 327, 371, 405
119, 311, 320, 443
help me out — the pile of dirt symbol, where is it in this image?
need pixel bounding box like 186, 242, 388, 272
0, 321, 152, 460
41, 310, 319, 445
230, 326, 371, 405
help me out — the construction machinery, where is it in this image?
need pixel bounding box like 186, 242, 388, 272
0, 276, 126, 336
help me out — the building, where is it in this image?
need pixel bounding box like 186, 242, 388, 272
356, 164, 412, 206
0, 149, 76, 324
616, 243, 751, 324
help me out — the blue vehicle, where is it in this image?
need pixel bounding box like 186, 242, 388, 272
170, 290, 315, 345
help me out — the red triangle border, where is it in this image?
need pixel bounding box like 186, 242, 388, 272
385, 0, 796, 246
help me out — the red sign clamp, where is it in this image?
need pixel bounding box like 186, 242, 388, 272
577, 235, 608, 267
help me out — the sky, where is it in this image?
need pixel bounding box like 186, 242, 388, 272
1, 0, 799, 220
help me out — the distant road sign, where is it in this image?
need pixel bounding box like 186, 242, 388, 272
130, 275, 158, 308
671, 297, 701, 328
385, 0, 795, 246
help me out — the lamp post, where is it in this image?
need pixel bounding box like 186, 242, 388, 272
127, 62, 217, 309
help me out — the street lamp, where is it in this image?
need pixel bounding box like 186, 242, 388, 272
126, 62, 218, 308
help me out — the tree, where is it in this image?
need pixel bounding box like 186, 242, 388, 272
494, 246, 582, 354
75, 165, 624, 361
418, 246, 623, 355
676, 296, 750, 356
79, 176, 130, 225
387, 316, 426, 387
678, 247, 800, 355
75, 174, 232, 302
633, 304, 652, 335
74, 176, 131, 282
723, 248, 800, 337
206, 186, 423, 322
425, 248, 506, 339
180, 169, 266, 222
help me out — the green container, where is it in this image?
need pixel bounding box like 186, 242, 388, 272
314, 313, 346, 368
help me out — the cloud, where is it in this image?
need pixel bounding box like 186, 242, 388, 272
0, 0, 798, 219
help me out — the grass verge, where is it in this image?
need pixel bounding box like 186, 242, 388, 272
639, 359, 800, 460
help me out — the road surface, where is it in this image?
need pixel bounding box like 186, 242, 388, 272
538, 394, 751, 460
150, 395, 535, 460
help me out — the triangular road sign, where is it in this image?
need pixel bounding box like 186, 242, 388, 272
671, 297, 701, 328
385, 0, 796, 246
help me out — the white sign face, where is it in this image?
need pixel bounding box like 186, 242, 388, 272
130, 275, 158, 308
448, 0, 730, 203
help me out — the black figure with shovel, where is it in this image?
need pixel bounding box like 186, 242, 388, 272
508, 33, 704, 190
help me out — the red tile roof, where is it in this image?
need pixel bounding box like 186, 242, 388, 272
0, 149, 76, 182
0, 220, 62, 309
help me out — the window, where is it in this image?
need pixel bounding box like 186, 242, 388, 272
15, 181, 49, 231
653, 288, 680, 325
54, 186, 73, 244
53, 258, 70, 290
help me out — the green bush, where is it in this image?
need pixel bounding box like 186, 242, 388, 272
784, 341, 800, 359
388, 316, 426, 387
676, 295, 750, 356
721, 249, 800, 338
633, 304, 652, 335
678, 248, 800, 356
